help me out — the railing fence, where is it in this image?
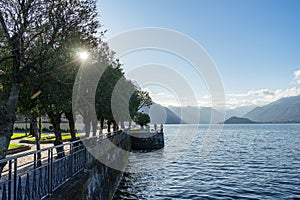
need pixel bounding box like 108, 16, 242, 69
0, 131, 121, 200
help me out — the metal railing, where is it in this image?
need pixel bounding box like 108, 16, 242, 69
0, 131, 122, 200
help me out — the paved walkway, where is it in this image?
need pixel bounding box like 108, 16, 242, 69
3, 129, 111, 174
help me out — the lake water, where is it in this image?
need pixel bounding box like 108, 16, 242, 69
113, 124, 300, 199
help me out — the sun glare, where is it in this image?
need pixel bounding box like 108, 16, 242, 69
78, 51, 89, 61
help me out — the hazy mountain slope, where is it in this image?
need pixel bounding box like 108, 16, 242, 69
164, 107, 183, 124
226, 105, 256, 119
168, 106, 224, 124
244, 95, 300, 122
140, 103, 182, 124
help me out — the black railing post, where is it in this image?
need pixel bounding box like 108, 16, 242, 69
13, 159, 17, 200
8, 160, 12, 200
69, 143, 73, 177
33, 153, 36, 169
48, 149, 53, 195
0, 138, 108, 200
84, 145, 87, 167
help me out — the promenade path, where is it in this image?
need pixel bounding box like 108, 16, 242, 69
3, 129, 109, 175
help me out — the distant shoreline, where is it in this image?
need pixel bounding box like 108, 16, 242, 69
163, 122, 300, 125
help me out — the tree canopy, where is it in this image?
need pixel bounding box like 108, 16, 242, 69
134, 112, 151, 128
0, 0, 152, 166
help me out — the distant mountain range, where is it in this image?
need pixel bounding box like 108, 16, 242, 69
244, 95, 300, 123
141, 95, 300, 124
168, 106, 224, 124
139, 103, 182, 124
225, 105, 256, 119
141, 104, 226, 124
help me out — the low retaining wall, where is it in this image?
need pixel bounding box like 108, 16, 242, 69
130, 131, 164, 150
46, 130, 164, 200
46, 132, 131, 200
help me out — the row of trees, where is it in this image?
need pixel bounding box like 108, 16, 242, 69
0, 0, 151, 168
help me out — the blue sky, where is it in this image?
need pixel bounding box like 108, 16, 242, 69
97, 0, 300, 108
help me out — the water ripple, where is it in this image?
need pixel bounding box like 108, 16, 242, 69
114, 124, 300, 199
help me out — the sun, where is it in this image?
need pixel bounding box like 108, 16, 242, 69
78, 51, 89, 61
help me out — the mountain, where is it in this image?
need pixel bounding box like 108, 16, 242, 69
224, 116, 257, 124
244, 95, 300, 123
140, 103, 182, 124
225, 105, 256, 119
168, 106, 224, 124
141, 104, 226, 124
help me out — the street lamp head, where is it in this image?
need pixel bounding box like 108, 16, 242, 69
78, 51, 89, 61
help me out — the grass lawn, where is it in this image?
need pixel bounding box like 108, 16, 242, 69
8, 143, 31, 154
17, 133, 83, 143
130, 127, 141, 131
11, 133, 48, 140
8, 143, 25, 149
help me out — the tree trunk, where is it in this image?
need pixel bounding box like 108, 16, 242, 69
0, 111, 14, 176
92, 120, 97, 136
65, 111, 77, 141
29, 114, 35, 136
25, 116, 28, 136
48, 112, 65, 158
112, 120, 118, 132
83, 116, 91, 137
99, 117, 104, 134
121, 121, 125, 129
107, 120, 111, 133
38, 115, 42, 139
32, 114, 41, 167
128, 121, 132, 130
0, 83, 21, 175
100, 117, 104, 129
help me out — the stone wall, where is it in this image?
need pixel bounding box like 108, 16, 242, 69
130, 131, 164, 150
46, 132, 131, 200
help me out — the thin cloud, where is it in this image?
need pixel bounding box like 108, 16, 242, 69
248, 89, 274, 96
228, 93, 249, 97
294, 69, 300, 84
294, 69, 300, 79
156, 87, 300, 108
229, 89, 274, 98
227, 87, 300, 109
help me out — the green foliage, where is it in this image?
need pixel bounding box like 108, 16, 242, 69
0, 0, 104, 163
134, 112, 150, 128
95, 61, 125, 121
129, 90, 152, 120
0, 0, 154, 152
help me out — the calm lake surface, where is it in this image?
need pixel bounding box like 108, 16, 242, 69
114, 124, 300, 199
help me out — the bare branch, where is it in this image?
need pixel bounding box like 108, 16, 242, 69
0, 10, 13, 51
0, 55, 14, 63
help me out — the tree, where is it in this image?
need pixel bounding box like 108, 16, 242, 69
17, 74, 43, 163
0, 0, 100, 166
110, 78, 137, 129
134, 112, 150, 129
129, 90, 152, 127
136, 90, 152, 110
95, 61, 125, 132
